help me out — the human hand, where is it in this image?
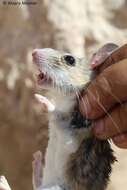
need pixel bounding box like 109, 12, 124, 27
80, 48, 127, 148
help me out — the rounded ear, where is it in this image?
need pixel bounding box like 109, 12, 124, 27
98, 43, 119, 53
95, 43, 127, 74
90, 43, 119, 69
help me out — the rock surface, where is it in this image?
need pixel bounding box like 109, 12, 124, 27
0, 0, 127, 190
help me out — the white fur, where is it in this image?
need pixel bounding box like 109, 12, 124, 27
42, 93, 79, 188
32, 48, 89, 189
0, 176, 11, 190
37, 185, 63, 190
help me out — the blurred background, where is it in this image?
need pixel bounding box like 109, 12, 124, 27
0, 0, 127, 189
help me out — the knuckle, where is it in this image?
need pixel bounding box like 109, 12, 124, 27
113, 141, 127, 149
112, 140, 123, 148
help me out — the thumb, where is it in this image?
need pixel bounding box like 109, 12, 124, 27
80, 59, 127, 119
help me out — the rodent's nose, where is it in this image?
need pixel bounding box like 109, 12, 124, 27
32, 51, 37, 57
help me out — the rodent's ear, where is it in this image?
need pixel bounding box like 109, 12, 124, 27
98, 43, 119, 53
90, 43, 119, 69
95, 43, 127, 74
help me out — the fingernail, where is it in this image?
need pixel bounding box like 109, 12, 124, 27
113, 134, 125, 143
94, 120, 104, 136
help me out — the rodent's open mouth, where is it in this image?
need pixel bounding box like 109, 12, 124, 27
37, 71, 52, 86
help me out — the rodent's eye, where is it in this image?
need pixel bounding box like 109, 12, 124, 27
63, 55, 76, 66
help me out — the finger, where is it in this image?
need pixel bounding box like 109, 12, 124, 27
112, 132, 127, 149
80, 59, 127, 119
93, 102, 127, 139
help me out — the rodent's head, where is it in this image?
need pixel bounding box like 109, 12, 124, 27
32, 48, 92, 94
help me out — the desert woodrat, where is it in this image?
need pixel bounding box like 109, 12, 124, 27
32, 44, 117, 190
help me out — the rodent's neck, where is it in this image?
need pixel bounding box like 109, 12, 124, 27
46, 90, 77, 113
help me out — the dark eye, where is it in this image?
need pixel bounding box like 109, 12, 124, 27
64, 55, 75, 66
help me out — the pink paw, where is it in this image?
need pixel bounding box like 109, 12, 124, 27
35, 94, 55, 112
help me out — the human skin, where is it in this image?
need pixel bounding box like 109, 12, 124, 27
80, 58, 127, 149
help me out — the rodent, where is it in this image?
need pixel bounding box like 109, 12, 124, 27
32, 46, 116, 190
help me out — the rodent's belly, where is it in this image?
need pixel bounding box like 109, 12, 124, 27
43, 121, 79, 187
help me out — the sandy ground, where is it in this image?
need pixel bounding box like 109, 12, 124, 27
107, 144, 127, 190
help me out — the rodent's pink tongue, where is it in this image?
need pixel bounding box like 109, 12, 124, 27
38, 72, 45, 80
37, 72, 46, 85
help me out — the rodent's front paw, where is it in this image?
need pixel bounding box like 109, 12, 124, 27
32, 151, 43, 190
35, 94, 55, 112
